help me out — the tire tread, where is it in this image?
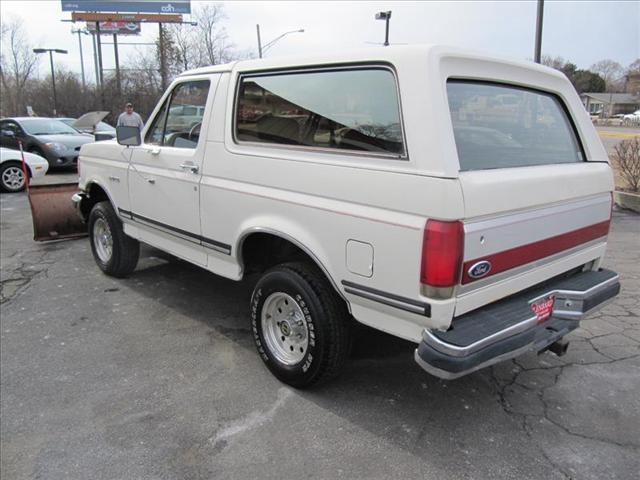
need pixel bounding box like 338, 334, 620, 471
266, 261, 350, 387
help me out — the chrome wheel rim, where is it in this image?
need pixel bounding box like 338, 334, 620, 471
93, 217, 113, 263
2, 166, 25, 191
261, 292, 309, 365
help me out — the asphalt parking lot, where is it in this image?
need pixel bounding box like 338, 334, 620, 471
1, 172, 638, 480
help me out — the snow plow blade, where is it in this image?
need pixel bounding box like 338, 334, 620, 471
28, 183, 87, 241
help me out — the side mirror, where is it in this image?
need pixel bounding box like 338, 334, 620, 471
116, 126, 141, 146
1, 130, 15, 137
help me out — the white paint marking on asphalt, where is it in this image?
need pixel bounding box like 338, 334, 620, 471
210, 387, 293, 446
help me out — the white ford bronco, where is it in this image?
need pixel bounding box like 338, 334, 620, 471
74, 45, 620, 387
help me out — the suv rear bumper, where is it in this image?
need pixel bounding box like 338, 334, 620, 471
415, 269, 620, 379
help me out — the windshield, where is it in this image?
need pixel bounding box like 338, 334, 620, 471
20, 119, 80, 136
447, 81, 584, 170
97, 121, 115, 132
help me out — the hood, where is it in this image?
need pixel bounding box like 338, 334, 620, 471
72, 111, 110, 130
36, 134, 94, 148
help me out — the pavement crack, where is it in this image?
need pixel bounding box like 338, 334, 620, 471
0, 251, 54, 304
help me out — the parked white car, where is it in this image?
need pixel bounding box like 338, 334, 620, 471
622, 109, 640, 125
0, 147, 49, 192
73, 45, 620, 387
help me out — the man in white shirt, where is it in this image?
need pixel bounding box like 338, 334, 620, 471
117, 102, 144, 130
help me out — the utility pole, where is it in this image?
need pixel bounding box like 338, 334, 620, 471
92, 32, 99, 86
113, 33, 121, 95
95, 22, 104, 86
534, 0, 544, 63
256, 24, 262, 58
159, 23, 167, 91
72, 28, 86, 89
96, 22, 104, 108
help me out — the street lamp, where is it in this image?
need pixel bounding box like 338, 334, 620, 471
33, 48, 68, 116
256, 25, 304, 58
375, 11, 392, 46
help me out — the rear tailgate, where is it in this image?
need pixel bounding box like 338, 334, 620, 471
456, 164, 613, 315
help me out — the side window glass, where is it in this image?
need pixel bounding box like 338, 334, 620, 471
164, 80, 210, 149
145, 98, 170, 146
235, 68, 405, 157
144, 80, 210, 149
2, 121, 20, 135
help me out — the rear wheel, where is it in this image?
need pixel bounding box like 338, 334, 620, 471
251, 262, 351, 388
88, 201, 139, 277
0, 162, 27, 193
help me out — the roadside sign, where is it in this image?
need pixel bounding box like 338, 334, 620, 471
61, 1, 190, 14
86, 21, 140, 35
72, 12, 183, 23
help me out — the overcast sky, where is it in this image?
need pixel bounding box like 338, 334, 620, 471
1, 0, 638, 81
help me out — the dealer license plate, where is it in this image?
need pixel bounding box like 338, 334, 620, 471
531, 295, 556, 324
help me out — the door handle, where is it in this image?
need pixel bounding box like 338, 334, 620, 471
179, 163, 199, 174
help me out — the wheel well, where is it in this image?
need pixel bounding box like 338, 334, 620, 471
81, 183, 110, 219
241, 232, 311, 275
240, 231, 349, 309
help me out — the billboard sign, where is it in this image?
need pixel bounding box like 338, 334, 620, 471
86, 21, 141, 35
61, 1, 190, 14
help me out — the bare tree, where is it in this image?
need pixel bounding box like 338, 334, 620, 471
590, 59, 624, 92
541, 55, 566, 71
627, 59, 640, 75
0, 18, 39, 116
193, 4, 235, 66
167, 23, 196, 72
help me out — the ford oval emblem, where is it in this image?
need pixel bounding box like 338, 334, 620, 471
468, 261, 492, 279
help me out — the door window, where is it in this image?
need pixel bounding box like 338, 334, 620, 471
144, 80, 210, 149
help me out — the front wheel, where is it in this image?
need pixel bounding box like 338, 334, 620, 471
88, 201, 139, 278
250, 262, 351, 388
0, 162, 27, 193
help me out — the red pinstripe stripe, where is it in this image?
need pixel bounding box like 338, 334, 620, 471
461, 220, 611, 284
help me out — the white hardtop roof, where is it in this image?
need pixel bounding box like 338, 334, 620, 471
178, 44, 563, 79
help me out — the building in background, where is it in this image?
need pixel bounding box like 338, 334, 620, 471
580, 92, 640, 117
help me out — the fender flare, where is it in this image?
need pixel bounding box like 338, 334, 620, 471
236, 226, 349, 307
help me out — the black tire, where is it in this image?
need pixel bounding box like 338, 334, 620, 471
251, 262, 351, 388
88, 201, 139, 278
0, 162, 27, 193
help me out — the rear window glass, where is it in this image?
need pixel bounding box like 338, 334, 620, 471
235, 68, 405, 156
447, 81, 584, 170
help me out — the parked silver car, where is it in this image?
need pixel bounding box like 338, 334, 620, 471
0, 117, 94, 168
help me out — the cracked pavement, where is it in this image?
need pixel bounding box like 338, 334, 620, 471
1, 183, 639, 480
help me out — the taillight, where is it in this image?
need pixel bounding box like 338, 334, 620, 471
421, 219, 464, 288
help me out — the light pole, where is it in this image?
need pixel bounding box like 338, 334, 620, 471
256, 25, 304, 58
375, 11, 392, 46
33, 48, 68, 116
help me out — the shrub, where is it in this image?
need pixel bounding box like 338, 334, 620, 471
612, 137, 640, 192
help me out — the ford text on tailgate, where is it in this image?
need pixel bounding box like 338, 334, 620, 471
73, 46, 620, 388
